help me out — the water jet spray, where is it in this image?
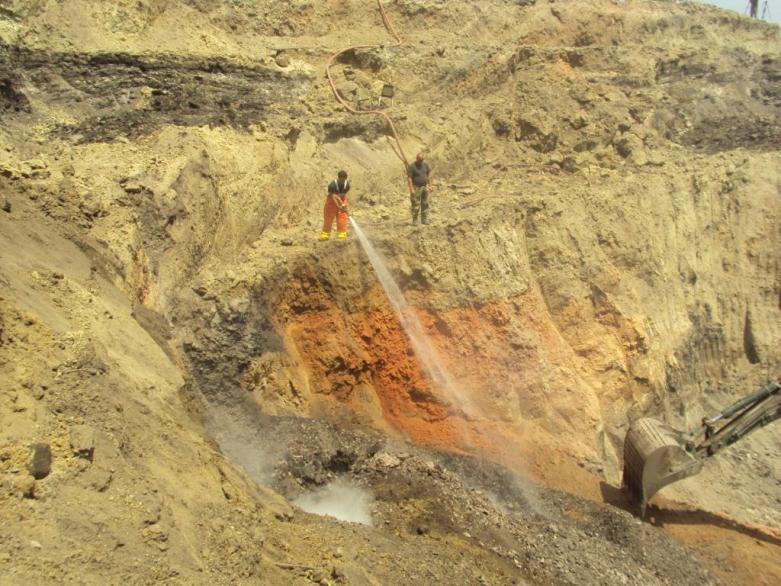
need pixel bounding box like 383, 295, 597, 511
349, 217, 477, 422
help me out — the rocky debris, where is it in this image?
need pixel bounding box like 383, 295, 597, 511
517, 116, 559, 153
78, 196, 108, 219
335, 48, 386, 73
683, 115, 781, 152
334, 81, 358, 101
398, 0, 447, 17
757, 55, 781, 107
4, 159, 52, 180
2, 198, 10, 213
141, 523, 169, 552
370, 452, 401, 469
322, 117, 389, 143
274, 52, 291, 68
270, 419, 382, 489
27, 443, 52, 479
119, 177, 148, 194
0, 74, 31, 113
69, 425, 96, 461
265, 417, 718, 585
2, 473, 35, 499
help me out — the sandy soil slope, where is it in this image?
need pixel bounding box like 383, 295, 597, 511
1, 1, 779, 584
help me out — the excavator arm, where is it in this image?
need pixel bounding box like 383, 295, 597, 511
623, 380, 780, 514
694, 381, 780, 458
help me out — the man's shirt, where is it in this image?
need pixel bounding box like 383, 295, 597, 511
408, 162, 431, 187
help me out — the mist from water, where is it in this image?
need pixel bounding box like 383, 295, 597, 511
351, 218, 550, 515
350, 217, 476, 417
204, 402, 274, 484
293, 478, 374, 526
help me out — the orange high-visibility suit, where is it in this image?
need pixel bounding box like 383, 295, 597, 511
320, 177, 350, 240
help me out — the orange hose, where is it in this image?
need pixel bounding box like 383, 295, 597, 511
325, 1, 410, 171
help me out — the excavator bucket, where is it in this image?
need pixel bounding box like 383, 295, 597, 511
623, 418, 703, 514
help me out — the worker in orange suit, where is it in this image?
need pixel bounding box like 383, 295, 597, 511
320, 170, 350, 240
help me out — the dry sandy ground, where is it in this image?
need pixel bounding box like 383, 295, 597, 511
1, 0, 780, 584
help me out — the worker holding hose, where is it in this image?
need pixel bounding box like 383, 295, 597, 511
407, 153, 432, 225
319, 170, 350, 240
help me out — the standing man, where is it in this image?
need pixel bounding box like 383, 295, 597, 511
749, 0, 758, 18
320, 170, 350, 240
407, 152, 432, 225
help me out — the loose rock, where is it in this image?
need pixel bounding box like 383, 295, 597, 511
371, 453, 401, 469
3, 473, 35, 499
275, 53, 291, 68
27, 443, 52, 479
70, 425, 96, 461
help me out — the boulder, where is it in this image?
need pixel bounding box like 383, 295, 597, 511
27, 443, 52, 479
613, 133, 643, 159
560, 156, 579, 173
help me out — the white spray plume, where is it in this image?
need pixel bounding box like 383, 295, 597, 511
293, 478, 374, 526
350, 217, 476, 418
350, 218, 552, 517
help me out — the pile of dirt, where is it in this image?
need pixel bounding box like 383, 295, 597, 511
267, 416, 718, 585
1, 0, 780, 584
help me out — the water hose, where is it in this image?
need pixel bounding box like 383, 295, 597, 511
325, 1, 411, 170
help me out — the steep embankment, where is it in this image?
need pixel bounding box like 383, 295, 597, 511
1, 1, 780, 584
163, 0, 781, 526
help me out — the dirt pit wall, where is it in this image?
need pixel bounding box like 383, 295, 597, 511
2, 0, 781, 583
172, 146, 780, 527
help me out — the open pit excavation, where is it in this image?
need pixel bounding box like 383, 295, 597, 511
1, 1, 780, 585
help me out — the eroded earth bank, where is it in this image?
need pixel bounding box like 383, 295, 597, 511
1, 1, 780, 584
